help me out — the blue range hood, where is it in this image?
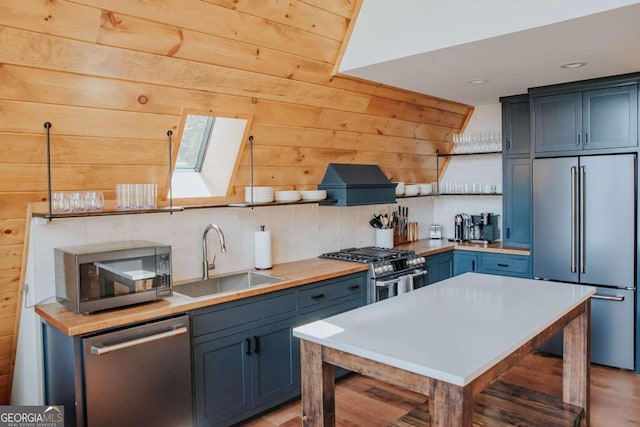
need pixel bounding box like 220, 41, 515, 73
318, 163, 396, 206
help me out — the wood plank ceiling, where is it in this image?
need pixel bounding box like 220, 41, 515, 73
0, 0, 472, 402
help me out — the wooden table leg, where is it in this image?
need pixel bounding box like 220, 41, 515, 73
300, 340, 335, 427
429, 380, 472, 427
563, 301, 591, 427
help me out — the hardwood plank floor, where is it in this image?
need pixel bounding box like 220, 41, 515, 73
243, 352, 640, 426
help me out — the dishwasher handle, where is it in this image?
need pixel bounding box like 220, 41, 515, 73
91, 326, 188, 355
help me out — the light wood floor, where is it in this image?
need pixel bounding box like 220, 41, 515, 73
243, 353, 640, 426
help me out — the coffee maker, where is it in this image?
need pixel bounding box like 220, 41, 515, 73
454, 213, 472, 242
470, 213, 500, 244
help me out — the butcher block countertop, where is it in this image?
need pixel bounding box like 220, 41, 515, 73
35, 239, 529, 336
398, 239, 531, 256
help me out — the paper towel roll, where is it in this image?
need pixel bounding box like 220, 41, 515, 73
254, 227, 272, 270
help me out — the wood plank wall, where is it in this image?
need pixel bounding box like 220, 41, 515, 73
0, 0, 473, 402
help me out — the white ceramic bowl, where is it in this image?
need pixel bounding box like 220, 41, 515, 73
245, 186, 274, 204
300, 190, 327, 201
404, 184, 420, 197
419, 183, 433, 195
394, 182, 405, 196
274, 190, 301, 203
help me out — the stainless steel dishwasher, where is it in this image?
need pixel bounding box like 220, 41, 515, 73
82, 315, 193, 427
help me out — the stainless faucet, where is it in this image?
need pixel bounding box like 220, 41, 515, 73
202, 224, 227, 280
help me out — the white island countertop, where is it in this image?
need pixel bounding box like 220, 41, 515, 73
293, 272, 595, 387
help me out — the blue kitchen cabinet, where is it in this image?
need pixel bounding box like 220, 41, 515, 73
502, 95, 531, 156
533, 84, 638, 155
453, 252, 479, 275
191, 289, 299, 427
191, 271, 367, 426
454, 251, 532, 279
503, 157, 531, 247
424, 252, 453, 285
297, 272, 367, 379
480, 253, 532, 278
501, 95, 532, 248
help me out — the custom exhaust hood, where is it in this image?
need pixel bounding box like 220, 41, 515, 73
318, 163, 396, 206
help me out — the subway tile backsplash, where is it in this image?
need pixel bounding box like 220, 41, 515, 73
27, 199, 436, 306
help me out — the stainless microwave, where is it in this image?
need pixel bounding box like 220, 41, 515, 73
55, 240, 172, 314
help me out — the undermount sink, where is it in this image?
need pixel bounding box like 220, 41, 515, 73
173, 270, 286, 298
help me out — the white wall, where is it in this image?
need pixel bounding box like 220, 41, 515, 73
433, 104, 503, 238
12, 196, 435, 404
342, 0, 640, 70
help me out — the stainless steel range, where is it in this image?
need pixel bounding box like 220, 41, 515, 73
320, 247, 426, 303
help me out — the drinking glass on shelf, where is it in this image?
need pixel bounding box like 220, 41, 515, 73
144, 184, 157, 208
52, 192, 71, 213
70, 192, 88, 212
85, 192, 104, 211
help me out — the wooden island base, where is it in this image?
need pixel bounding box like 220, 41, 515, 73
391, 380, 583, 427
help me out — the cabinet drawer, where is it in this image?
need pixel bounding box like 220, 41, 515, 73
192, 291, 297, 337
300, 275, 365, 311
481, 254, 531, 277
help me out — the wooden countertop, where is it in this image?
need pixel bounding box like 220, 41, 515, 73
398, 239, 531, 256
36, 258, 367, 336
35, 239, 529, 336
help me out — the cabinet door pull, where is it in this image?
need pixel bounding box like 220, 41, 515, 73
253, 336, 260, 354
584, 132, 589, 144
471, 260, 476, 271
311, 293, 325, 300
497, 263, 510, 268
245, 338, 251, 356
576, 133, 581, 145
348, 285, 360, 291
506, 227, 511, 239
506, 139, 511, 151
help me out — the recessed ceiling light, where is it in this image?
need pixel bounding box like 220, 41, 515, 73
467, 79, 488, 84
560, 62, 587, 69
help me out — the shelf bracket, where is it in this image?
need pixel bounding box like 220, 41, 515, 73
167, 130, 173, 214
44, 122, 52, 221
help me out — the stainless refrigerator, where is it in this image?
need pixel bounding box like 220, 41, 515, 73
533, 154, 636, 370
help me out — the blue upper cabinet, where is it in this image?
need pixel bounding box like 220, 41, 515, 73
503, 96, 531, 156
533, 84, 638, 155
583, 85, 638, 151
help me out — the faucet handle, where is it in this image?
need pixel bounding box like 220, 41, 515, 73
209, 255, 217, 271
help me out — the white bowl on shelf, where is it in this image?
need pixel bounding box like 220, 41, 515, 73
419, 183, 433, 195
274, 190, 301, 203
245, 186, 274, 204
404, 184, 420, 197
300, 190, 327, 201
393, 182, 405, 196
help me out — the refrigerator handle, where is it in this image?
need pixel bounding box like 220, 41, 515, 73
579, 165, 585, 273
570, 166, 577, 273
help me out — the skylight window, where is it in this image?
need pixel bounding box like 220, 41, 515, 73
171, 111, 252, 200
175, 115, 214, 172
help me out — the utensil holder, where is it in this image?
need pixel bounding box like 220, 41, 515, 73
375, 228, 394, 248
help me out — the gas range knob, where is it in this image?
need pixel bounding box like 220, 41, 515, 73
419, 256, 425, 264
374, 266, 384, 275
384, 265, 393, 273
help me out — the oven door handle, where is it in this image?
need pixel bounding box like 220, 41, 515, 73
374, 270, 426, 287
375, 277, 401, 287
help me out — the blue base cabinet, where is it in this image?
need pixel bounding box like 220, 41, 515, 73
424, 252, 453, 285
191, 272, 367, 427
191, 290, 300, 427
453, 251, 532, 279
453, 252, 479, 275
